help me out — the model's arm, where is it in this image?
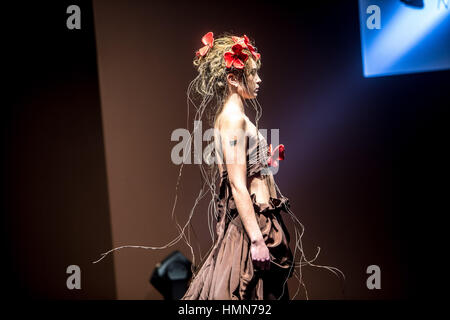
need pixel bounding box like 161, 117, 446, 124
220, 114, 270, 269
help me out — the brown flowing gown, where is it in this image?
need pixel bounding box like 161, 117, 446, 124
181, 127, 294, 300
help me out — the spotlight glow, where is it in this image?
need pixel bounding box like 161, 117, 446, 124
359, 0, 450, 77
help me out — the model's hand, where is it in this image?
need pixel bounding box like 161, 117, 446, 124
250, 238, 271, 271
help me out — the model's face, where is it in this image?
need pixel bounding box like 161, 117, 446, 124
239, 59, 262, 99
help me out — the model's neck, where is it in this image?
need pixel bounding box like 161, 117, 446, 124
225, 92, 245, 114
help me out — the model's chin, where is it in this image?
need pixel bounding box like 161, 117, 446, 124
243, 92, 258, 100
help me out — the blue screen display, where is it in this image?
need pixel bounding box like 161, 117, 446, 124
358, 0, 450, 77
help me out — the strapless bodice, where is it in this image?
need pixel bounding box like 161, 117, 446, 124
214, 127, 271, 179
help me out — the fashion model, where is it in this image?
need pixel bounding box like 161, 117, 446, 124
94, 31, 343, 300
181, 32, 294, 300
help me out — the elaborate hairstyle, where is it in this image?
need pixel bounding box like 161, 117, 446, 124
190, 32, 262, 126
94, 31, 345, 300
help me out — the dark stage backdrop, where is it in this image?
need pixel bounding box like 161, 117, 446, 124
3, 0, 448, 300
3, 1, 116, 299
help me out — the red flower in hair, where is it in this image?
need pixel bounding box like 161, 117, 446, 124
267, 144, 285, 167
224, 44, 249, 69
232, 35, 261, 60
196, 32, 214, 57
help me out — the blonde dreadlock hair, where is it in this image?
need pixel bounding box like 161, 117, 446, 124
191, 33, 262, 127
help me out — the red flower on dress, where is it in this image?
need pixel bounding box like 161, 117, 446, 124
267, 144, 285, 167
232, 35, 261, 60
224, 44, 249, 69
196, 32, 214, 57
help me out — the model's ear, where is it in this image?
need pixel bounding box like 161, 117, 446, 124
226, 73, 239, 88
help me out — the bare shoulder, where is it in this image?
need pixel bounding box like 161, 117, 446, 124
217, 110, 247, 132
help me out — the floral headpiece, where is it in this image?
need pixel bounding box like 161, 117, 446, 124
195, 32, 261, 70
224, 43, 248, 69
195, 32, 214, 57
231, 35, 261, 61
224, 34, 261, 70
